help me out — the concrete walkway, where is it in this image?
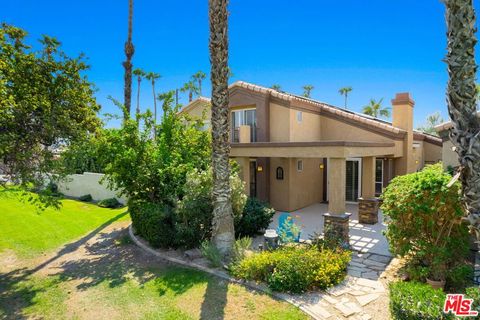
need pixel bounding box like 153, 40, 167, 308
268, 203, 391, 256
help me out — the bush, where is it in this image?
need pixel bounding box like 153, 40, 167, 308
78, 194, 92, 202
235, 197, 275, 237
232, 237, 252, 263
230, 246, 350, 293
98, 197, 122, 208
381, 164, 470, 283
389, 281, 453, 320
200, 240, 222, 268
129, 200, 176, 248
465, 286, 480, 315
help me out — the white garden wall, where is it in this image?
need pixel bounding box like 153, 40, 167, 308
57, 172, 127, 204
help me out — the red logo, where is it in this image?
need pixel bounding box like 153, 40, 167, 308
443, 294, 478, 317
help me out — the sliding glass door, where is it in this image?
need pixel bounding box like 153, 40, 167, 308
346, 159, 361, 202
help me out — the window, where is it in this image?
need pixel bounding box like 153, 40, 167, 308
231, 109, 256, 142
375, 159, 383, 196
297, 160, 303, 172
276, 167, 284, 180
297, 111, 303, 122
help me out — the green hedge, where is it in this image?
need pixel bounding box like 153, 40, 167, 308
230, 246, 350, 293
389, 281, 454, 320
235, 197, 275, 238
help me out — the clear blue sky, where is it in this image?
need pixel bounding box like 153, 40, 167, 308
2, 0, 479, 128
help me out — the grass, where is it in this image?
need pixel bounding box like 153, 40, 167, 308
0, 189, 308, 319
0, 187, 129, 258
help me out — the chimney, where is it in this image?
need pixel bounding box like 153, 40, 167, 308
391, 93, 415, 175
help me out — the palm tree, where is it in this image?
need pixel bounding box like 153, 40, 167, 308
302, 85, 314, 98
339, 86, 353, 109
362, 98, 390, 119
271, 84, 282, 92
122, 0, 135, 120
417, 112, 444, 136
208, 0, 235, 258
145, 72, 161, 135
181, 80, 200, 102
133, 68, 145, 121
444, 0, 480, 238
192, 71, 207, 95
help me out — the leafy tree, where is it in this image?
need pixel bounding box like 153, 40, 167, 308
122, 0, 135, 120
133, 68, 145, 121
443, 0, 480, 239
0, 23, 100, 192
192, 71, 207, 95
362, 98, 390, 119
145, 72, 161, 135
302, 85, 314, 98
338, 86, 352, 109
181, 80, 200, 103
209, 0, 235, 258
271, 84, 282, 92
417, 112, 444, 136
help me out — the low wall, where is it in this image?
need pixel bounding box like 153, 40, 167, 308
57, 172, 127, 204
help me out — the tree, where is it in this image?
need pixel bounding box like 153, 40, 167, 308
133, 68, 145, 121
0, 23, 100, 194
181, 80, 200, 102
145, 72, 161, 135
302, 85, 314, 98
122, 0, 135, 120
417, 112, 444, 136
192, 71, 207, 95
208, 0, 235, 258
443, 0, 480, 239
362, 98, 390, 119
338, 86, 352, 109
271, 84, 282, 92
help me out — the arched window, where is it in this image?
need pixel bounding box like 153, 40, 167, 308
276, 167, 284, 180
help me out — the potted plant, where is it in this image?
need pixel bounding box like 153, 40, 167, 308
426, 257, 447, 290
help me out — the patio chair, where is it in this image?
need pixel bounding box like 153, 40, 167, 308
277, 212, 301, 243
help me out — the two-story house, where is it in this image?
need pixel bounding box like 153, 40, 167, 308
180, 81, 442, 216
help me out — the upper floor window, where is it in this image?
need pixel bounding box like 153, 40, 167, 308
297, 160, 303, 172
297, 111, 303, 123
232, 109, 256, 142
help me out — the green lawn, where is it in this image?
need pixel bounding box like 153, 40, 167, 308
0, 188, 129, 258
0, 189, 308, 320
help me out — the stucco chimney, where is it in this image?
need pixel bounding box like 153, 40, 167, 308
391, 93, 415, 175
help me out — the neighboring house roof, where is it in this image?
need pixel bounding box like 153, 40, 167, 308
435, 112, 480, 133
179, 96, 211, 115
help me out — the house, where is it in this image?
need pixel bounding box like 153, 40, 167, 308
434, 114, 480, 169
180, 81, 442, 215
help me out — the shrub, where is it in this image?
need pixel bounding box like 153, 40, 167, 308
78, 194, 92, 202
465, 286, 480, 315
381, 164, 470, 283
98, 197, 122, 208
232, 237, 252, 263
129, 200, 176, 248
389, 281, 453, 320
200, 240, 222, 268
230, 246, 350, 293
235, 197, 275, 237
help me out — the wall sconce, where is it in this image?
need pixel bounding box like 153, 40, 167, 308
415, 160, 419, 164
257, 166, 263, 172
319, 164, 324, 169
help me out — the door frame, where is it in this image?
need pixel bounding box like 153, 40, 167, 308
346, 158, 362, 203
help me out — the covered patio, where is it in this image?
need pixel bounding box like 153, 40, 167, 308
267, 203, 391, 256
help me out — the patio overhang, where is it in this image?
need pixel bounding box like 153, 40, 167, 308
230, 140, 400, 158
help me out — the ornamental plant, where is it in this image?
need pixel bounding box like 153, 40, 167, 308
381, 164, 470, 284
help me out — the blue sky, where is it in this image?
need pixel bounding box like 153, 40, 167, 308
2, 0, 479, 128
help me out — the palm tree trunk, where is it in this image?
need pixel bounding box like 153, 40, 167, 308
344, 94, 347, 109
123, 0, 134, 120
152, 79, 157, 138
136, 76, 141, 122
444, 0, 480, 239
175, 89, 179, 107
209, 0, 235, 257
189, 91, 193, 102
199, 79, 202, 96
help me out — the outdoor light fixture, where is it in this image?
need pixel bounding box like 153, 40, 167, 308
257, 166, 263, 172
319, 164, 324, 169
415, 160, 419, 164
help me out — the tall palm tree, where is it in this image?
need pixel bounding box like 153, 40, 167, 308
181, 80, 200, 102
133, 68, 145, 121
271, 84, 282, 92
444, 0, 480, 239
339, 86, 353, 109
362, 98, 390, 119
302, 85, 314, 98
122, 0, 135, 120
192, 71, 207, 95
209, 0, 235, 258
145, 72, 161, 135
417, 112, 444, 136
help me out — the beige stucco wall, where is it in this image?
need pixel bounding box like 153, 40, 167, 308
320, 117, 390, 143
289, 108, 322, 142
183, 101, 211, 119
269, 103, 290, 142
269, 158, 291, 211
412, 141, 424, 172
424, 141, 443, 165
441, 140, 459, 168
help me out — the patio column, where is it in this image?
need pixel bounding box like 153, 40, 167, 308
235, 157, 250, 196
324, 157, 350, 246
359, 156, 380, 224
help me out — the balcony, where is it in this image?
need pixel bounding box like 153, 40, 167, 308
233, 125, 256, 143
